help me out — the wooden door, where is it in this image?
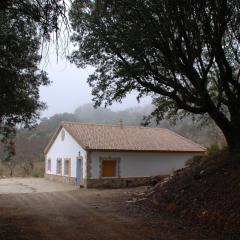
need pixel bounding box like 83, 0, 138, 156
65, 159, 71, 176
102, 160, 116, 177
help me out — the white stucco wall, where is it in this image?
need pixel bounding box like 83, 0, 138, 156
46, 128, 200, 180
45, 127, 87, 178
90, 151, 197, 179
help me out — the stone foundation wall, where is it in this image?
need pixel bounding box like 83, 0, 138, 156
45, 173, 77, 185
45, 174, 166, 188
86, 176, 162, 188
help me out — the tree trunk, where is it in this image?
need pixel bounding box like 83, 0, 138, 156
10, 168, 13, 177
208, 110, 240, 153
221, 125, 240, 153
213, 118, 240, 153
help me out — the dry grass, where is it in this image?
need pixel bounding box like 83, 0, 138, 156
0, 161, 44, 178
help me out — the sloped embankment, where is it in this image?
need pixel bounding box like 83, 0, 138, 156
138, 151, 240, 237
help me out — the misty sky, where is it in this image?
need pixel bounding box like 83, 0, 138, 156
40, 52, 152, 118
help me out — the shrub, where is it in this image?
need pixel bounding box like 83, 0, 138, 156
207, 144, 221, 155
31, 170, 44, 178
185, 155, 203, 168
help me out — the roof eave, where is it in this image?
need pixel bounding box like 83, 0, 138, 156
43, 124, 63, 155
44, 122, 89, 156
87, 148, 206, 153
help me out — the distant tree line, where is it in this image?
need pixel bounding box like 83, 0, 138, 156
0, 104, 225, 176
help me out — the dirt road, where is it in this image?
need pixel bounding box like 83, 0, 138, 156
0, 184, 217, 240
0, 178, 78, 194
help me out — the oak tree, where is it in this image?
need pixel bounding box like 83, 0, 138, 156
0, 0, 68, 159
69, 0, 240, 152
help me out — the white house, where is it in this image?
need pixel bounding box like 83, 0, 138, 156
44, 121, 205, 188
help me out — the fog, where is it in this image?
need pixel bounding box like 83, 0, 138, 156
40, 52, 152, 118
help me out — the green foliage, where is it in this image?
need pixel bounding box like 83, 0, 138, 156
207, 144, 221, 155
0, 3, 50, 157
0, 0, 69, 159
0, 1, 68, 41
31, 171, 42, 178
69, 0, 240, 151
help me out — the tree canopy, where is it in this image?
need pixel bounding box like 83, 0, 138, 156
0, 0, 69, 40
69, 0, 240, 152
0, 3, 47, 157
0, 0, 68, 158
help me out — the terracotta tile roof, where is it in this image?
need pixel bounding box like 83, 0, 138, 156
44, 122, 205, 154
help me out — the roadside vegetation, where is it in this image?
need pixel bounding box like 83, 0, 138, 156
0, 161, 44, 178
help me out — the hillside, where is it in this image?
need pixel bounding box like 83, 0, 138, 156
133, 151, 240, 239
0, 103, 225, 176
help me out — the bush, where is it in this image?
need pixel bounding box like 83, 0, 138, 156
207, 144, 221, 155
31, 170, 44, 178
185, 155, 203, 168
